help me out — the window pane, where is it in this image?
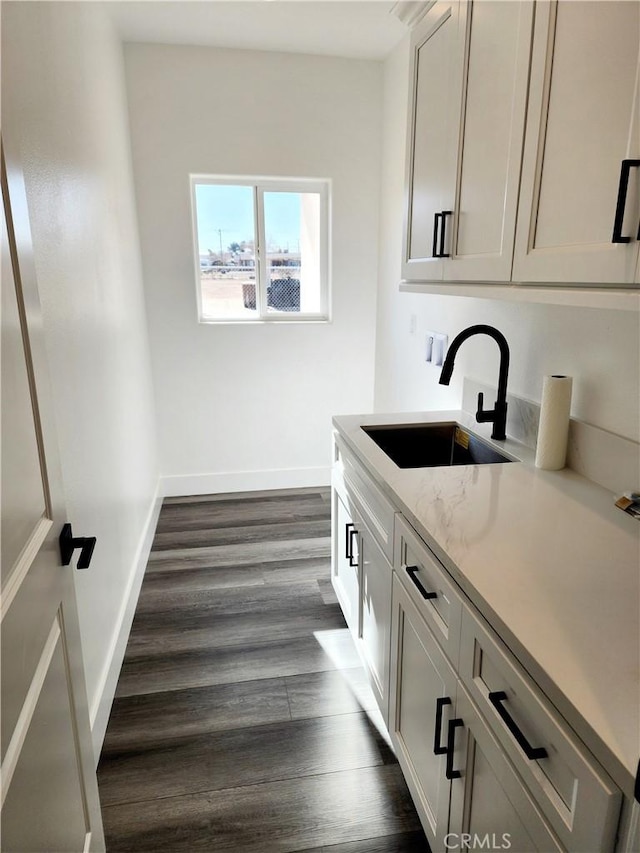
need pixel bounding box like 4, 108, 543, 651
194, 184, 258, 319
264, 192, 322, 315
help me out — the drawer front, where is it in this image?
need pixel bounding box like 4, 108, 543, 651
394, 515, 462, 667
334, 435, 396, 563
459, 605, 622, 852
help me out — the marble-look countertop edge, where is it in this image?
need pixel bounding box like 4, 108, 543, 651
332, 410, 640, 800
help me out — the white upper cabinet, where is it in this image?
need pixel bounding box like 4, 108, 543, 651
402, 0, 464, 282
402, 1, 534, 283
513, 1, 640, 284
445, 1, 533, 281
402, 0, 640, 290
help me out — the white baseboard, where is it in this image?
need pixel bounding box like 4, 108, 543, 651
89, 479, 163, 765
160, 466, 331, 497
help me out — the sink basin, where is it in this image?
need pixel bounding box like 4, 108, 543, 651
361, 422, 513, 469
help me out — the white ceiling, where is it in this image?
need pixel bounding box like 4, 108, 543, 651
107, 1, 408, 61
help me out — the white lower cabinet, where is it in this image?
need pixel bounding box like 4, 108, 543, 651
331, 435, 394, 723
357, 523, 392, 724
448, 688, 562, 852
459, 605, 622, 851
389, 575, 561, 851
331, 440, 628, 852
389, 516, 623, 853
389, 573, 459, 850
331, 485, 359, 636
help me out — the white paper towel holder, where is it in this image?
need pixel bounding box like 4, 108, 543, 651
535, 375, 573, 470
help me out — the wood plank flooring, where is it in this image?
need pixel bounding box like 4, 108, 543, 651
98, 488, 428, 852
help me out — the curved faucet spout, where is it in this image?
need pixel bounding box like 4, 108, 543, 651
438, 325, 510, 441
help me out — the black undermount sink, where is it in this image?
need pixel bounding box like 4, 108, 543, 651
361, 423, 513, 469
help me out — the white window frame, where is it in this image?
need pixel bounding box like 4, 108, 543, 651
190, 174, 331, 323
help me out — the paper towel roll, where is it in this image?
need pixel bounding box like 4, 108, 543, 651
535, 375, 573, 470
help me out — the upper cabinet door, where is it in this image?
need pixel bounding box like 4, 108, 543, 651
444, 1, 534, 281
402, 1, 464, 282
513, 1, 640, 285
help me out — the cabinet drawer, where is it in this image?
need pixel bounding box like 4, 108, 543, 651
334, 435, 396, 563
394, 515, 462, 667
459, 605, 621, 852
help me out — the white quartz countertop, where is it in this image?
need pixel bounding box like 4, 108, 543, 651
333, 410, 640, 799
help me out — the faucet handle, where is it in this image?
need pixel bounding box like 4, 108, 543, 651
476, 391, 495, 423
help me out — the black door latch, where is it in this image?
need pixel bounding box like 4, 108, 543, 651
59, 523, 97, 570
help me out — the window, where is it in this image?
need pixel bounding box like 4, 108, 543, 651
190, 176, 330, 322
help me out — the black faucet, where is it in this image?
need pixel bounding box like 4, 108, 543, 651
439, 325, 510, 441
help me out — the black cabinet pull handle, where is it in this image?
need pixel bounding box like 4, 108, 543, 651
439, 210, 452, 258
432, 212, 441, 258
348, 527, 358, 567
345, 523, 354, 561
445, 717, 464, 780
488, 691, 548, 761
405, 565, 437, 600
434, 697, 452, 755
612, 159, 640, 243
59, 523, 96, 570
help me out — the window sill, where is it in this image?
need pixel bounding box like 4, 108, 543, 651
198, 316, 331, 326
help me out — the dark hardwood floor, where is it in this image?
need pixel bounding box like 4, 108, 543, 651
98, 488, 428, 852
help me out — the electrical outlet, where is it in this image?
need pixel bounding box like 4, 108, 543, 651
425, 331, 448, 366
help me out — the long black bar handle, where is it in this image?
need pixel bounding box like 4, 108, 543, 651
348, 527, 358, 567
432, 212, 441, 258
345, 523, 354, 561
445, 718, 464, 780
439, 210, 452, 258
488, 691, 548, 761
434, 697, 452, 755
612, 159, 640, 243
405, 565, 437, 600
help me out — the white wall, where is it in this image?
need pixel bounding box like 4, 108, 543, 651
124, 44, 381, 494
375, 35, 640, 444
2, 2, 160, 758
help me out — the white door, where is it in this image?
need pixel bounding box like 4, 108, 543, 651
513, 0, 640, 284
445, 0, 534, 282
358, 526, 392, 725
448, 688, 562, 852
388, 575, 457, 851
402, 0, 464, 282
331, 487, 360, 637
0, 143, 105, 851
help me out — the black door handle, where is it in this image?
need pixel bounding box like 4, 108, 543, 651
612, 159, 640, 243
432, 211, 452, 257
434, 697, 452, 755
445, 717, 464, 780
345, 523, 354, 561
348, 527, 358, 567
439, 210, 452, 258
405, 565, 437, 600
59, 523, 96, 570
488, 691, 548, 761
432, 212, 441, 258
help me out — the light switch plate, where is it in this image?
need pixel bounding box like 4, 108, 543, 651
425, 331, 448, 366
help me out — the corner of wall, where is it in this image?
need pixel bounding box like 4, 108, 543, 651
89, 480, 163, 764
